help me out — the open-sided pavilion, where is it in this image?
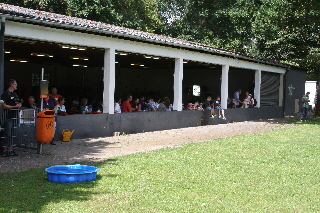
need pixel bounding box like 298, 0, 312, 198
0, 4, 306, 139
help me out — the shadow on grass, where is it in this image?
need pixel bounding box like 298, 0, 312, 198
285, 116, 320, 125
0, 159, 118, 213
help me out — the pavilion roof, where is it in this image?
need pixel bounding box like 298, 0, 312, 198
0, 3, 303, 69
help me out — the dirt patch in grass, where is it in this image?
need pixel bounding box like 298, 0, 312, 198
0, 118, 297, 173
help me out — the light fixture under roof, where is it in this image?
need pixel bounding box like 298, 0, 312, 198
5, 50, 11, 54
73, 64, 87, 67
60, 45, 87, 51
71, 56, 89, 60
10, 59, 29, 63
116, 51, 129, 55
144, 55, 152, 58
153, 56, 160, 59
130, 63, 145, 67
31, 53, 54, 57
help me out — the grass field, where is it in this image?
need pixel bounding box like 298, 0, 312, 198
1, 118, 320, 212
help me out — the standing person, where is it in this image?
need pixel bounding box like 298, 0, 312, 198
121, 95, 133, 113
233, 89, 243, 108
49, 86, 62, 104
300, 92, 310, 122
213, 96, 226, 120
1, 79, 22, 157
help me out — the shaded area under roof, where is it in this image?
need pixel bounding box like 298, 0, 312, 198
0, 3, 300, 69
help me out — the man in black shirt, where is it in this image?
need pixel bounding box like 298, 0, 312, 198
203, 96, 215, 117
1, 79, 22, 157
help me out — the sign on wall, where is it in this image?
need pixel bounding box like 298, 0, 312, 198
193, 85, 200, 96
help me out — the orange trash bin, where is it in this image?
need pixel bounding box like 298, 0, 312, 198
36, 110, 56, 143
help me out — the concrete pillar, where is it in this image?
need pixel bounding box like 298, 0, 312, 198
221, 65, 229, 109
254, 70, 261, 108
173, 58, 183, 111
279, 73, 284, 106
103, 48, 115, 114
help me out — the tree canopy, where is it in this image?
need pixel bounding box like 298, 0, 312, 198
3, 0, 320, 79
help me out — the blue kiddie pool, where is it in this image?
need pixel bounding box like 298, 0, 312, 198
45, 164, 99, 183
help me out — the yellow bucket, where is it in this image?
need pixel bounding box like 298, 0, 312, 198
62, 129, 74, 142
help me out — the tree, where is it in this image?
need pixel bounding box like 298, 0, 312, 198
3, 0, 319, 78
157, 0, 319, 78
2, 0, 162, 33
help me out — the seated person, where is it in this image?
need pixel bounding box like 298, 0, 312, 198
55, 97, 67, 115
242, 91, 253, 108
163, 97, 171, 110
138, 96, 146, 111
187, 103, 195, 110
91, 93, 102, 111
227, 97, 235, 108
121, 95, 133, 113
27, 96, 37, 109
114, 98, 121, 113
79, 98, 92, 114
131, 98, 139, 111
213, 96, 226, 120
147, 98, 157, 111
71, 96, 80, 110
155, 97, 167, 111
37, 95, 57, 111
203, 96, 215, 117
194, 101, 204, 111
250, 98, 255, 107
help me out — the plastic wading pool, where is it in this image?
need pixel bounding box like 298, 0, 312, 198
45, 164, 99, 183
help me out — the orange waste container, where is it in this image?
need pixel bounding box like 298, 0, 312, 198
36, 110, 56, 143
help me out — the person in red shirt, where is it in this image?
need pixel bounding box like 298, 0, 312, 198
121, 95, 133, 112
48, 86, 62, 104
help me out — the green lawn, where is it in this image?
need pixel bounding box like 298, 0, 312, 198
1, 118, 320, 212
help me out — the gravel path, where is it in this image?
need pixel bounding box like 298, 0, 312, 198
0, 118, 296, 173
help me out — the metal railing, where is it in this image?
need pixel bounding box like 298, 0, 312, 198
1, 108, 39, 150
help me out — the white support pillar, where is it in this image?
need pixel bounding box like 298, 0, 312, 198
173, 58, 183, 111
254, 70, 261, 108
221, 65, 229, 109
279, 73, 284, 106
103, 48, 115, 114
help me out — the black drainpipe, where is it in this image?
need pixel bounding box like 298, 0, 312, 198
283, 67, 290, 116
0, 17, 5, 95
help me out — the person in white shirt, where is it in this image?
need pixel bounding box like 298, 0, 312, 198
55, 97, 67, 114
114, 98, 121, 113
